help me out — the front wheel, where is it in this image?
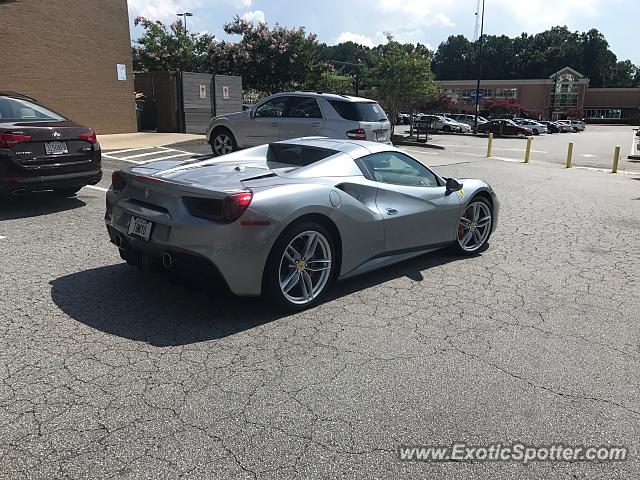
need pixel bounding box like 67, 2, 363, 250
263, 222, 335, 311
442, 125, 451, 133
210, 129, 237, 156
454, 198, 493, 255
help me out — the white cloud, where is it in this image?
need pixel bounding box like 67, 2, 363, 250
486, 0, 602, 32
434, 13, 454, 27
241, 10, 266, 24
128, 0, 252, 23
333, 32, 376, 48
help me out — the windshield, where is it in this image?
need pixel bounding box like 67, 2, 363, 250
328, 100, 388, 122
0, 96, 65, 122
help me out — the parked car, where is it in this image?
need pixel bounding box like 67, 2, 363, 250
105, 138, 498, 310
480, 119, 533, 137
513, 118, 547, 135
538, 121, 561, 133
415, 114, 471, 133
396, 112, 411, 125
206, 92, 391, 156
0, 91, 102, 196
446, 113, 489, 128
557, 120, 585, 132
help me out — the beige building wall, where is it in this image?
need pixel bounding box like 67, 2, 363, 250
0, 0, 136, 134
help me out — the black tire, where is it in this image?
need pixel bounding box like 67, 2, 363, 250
263, 221, 336, 311
533, 128, 540, 135
53, 187, 82, 196
442, 125, 451, 133
452, 196, 493, 256
210, 128, 237, 156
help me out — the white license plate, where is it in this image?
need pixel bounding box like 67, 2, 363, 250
44, 141, 68, 155
375, 130, 387, 141
128, 216, 153, 242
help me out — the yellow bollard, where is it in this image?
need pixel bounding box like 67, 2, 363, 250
566, 142, 574, 168
524, 137, 532, 163
612, 146, 621, 173
487, 132, 493, 158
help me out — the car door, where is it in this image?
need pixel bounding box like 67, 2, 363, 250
244, 96, 289, 146
278, 96, 325, 140
359, 151, 462, 253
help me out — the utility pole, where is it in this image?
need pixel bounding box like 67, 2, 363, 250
473, 0, 485, 133
176, 12, 193, 35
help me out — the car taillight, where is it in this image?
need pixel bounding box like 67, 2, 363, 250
79, 129, 97, 144
183, 190, 253, 224
0, 133, 32, 149
346, 128, 366, 140
111, 170, 126, 193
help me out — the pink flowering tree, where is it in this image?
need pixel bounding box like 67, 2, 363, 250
205, 16, 322, 93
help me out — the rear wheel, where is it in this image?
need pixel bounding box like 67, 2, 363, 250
264, 222, 335, 311
442, 125, 451, 133
53, 187, 82, 197
210, 129, 237, 156
454, 198, 493, 255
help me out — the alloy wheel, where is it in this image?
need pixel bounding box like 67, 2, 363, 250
457, 201, 492, 252
279, 231, 332, 305
213, 134, 233, 155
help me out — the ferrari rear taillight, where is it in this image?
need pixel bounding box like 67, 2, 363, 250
111, 170, 126, 193
346, 128, 366, 140
183, 190, 253, 224
0, 133, 32, 149
78, 129, 97, 144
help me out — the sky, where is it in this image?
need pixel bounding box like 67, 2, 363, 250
127, 0, 639, 66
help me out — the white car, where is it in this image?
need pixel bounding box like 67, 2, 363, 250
513, 118, 547, 135
206, 92, 392, 156
557, 120, 585, 132
446, 113, 489, 128
415, 114, 471, 133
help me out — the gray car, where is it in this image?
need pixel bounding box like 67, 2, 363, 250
105, 138, 498, 310
206, 92, 392, 156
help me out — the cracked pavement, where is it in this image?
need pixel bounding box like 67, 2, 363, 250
1, 158, 639, 479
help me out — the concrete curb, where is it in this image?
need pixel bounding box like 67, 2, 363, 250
392, 139, 446, 150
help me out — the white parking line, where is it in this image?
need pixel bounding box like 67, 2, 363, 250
102, 153, 142, 163
0, 235, 6, 240
401, 148, 439, 155
121, 149, 184, 160
157, 145, 202, 155
84, 185, 109, 192
104, 147, 155, 155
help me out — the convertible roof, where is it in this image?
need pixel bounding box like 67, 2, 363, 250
276, 137, 392, 156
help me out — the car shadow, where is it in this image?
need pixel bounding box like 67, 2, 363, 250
0, 193, 86, 220
50, 249, 470, 347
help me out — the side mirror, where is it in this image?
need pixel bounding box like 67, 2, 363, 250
249, 108, 256, 119
445, 177, 463, 193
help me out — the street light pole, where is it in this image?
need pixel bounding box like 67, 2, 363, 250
176, 12, 193, 35
473, 0, 486, 133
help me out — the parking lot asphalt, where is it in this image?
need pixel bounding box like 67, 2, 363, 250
399, 124, 639, 173
2, 138, 640, 479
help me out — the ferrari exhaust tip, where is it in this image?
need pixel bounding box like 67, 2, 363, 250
10, 188, 28, 196
115, 234, 126, 250
162, 252, 173, 269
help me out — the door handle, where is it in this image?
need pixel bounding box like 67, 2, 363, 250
271, 122, 279, 127
311, 122, 321, 127
386, 208, 398, 215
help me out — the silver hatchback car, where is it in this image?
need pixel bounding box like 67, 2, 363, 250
206, 92, 392, 156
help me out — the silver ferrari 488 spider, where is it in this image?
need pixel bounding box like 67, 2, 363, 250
105, 138, 498, 310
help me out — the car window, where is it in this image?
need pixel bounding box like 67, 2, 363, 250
360, 151, 439, 187
328, 100, 388, 122
284, 97, 322, 119
0, 96, 64, 122
255, 97, 288, 118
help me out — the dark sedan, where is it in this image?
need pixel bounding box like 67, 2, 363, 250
0, 92, 102, 196
539, 120, 561, 133
480, 119, 533, 137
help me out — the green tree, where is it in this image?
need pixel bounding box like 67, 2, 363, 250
367, 35, 438, 132
132, 16, 215, 72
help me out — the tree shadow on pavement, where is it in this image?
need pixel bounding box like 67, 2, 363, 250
50, 249, 471, 347
0, 193, 86, 220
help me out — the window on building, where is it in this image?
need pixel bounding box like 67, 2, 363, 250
584, 108, 622, 120
495, 88, 518, 98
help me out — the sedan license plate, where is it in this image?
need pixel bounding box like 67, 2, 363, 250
375, 130, 387, 141
44, 141, 68, 155
128, 216, 153, 242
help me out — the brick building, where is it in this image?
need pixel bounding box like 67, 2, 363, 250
0, 0, 136, 134
436, 67, 640, 122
